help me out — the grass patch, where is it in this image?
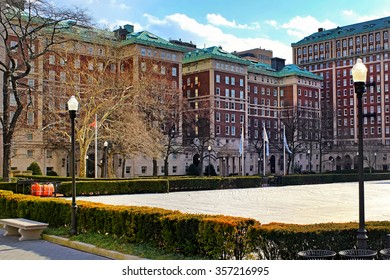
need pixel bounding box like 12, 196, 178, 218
44, 227, 206, 260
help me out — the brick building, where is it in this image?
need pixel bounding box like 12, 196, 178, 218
292, 16, 390, 171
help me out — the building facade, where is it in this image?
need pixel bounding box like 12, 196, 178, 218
182, 47, 321, 176
1, 11, 324, 178
292, 16, 390, 171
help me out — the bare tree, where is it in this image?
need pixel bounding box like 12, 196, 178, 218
0, 0, 89, 180
281, 107, 312, 174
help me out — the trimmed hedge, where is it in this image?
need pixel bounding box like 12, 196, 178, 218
10, 175, 262, 196
279, 173, 390, 186
1, 190, 390, 259
248, 222, 390, 259
57, 179, 169, 196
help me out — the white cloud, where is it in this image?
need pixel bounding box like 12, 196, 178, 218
143, 14, 169, 26
265, 20, 278, 28
342, 10, 355, 17
143, 13, 291, 63
341, 9, 390, 23
281, 15, 337, 38
97, 18, 142, 31
109, 0, 130, 10
206, 13, 260, 30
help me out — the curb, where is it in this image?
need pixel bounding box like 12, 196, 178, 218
42, 234, 145, 260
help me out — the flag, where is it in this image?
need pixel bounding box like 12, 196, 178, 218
263, 126, 269, 157
239, 126, 244, 156
283, 126, 292, 154
89, 120, 97, 127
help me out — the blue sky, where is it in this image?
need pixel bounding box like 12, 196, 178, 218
52, 0, 390, 63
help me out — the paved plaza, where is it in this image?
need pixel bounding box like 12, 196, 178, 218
78, 180, 390, 224
0, 229, 109, 260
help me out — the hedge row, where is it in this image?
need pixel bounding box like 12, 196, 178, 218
249, 222, 390, 259
57, 179, 169, 196
1, 190, 390, 259
4, 176, 262, 196
278, 173, 390, 186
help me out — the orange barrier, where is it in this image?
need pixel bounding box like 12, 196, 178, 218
30, 183, 43, 196
30, 183, 54, 197
42, 183, 54, 197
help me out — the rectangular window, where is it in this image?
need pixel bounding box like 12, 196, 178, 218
27, 112, 34, 125
49, 55, 55, 65
172, 67, 177, 76
141, 166, 147, 174
216, 75, 220, 83
74, 59, 80, 68
60, 72, 66, 82
27, 150, 33, 158
49, 70, 55, 81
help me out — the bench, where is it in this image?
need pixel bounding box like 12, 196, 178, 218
0, 218, 48, 241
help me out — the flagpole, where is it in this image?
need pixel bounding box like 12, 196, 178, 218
283, 125, 286, 176
94, 114, 98, 178
242, 124, 244, 176
263, 126, 266, 176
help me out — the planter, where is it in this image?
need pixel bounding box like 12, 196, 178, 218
297, 250, 337, 260
379, 248, 390, 260
339, 249, 377, 260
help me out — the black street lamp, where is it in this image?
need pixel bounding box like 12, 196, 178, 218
307, 150, 311, 173
208, 145, 211, 176
103, 141, 108, 178
68, 95, 79, 236
352, 58, 368, 249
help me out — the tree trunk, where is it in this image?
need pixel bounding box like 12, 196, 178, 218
121, 156, 126, 178
152, 158, 157, 176
78, 144, 87, 178
2, 140, 11, 181
108, 153, 114, 178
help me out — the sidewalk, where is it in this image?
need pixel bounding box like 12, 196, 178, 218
0, 229, 143, 260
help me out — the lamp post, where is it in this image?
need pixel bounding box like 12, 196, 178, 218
103, 141, 108, 178
352, 58, 368, 249
68, 95, 79, 236
307, 150, 311, 173
208, 145, 211, 176
374, 152, 377, 171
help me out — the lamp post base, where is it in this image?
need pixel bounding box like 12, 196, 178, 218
357, 229, 368, 249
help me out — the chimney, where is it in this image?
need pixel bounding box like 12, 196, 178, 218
124, 24, 134, 33
113, 24, 134, 41
271, 57, 286, 72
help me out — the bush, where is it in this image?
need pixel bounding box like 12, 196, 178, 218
46, 170, 58, 176
204, 164, 217, 176
187, 164, 199, 176
27, 162, 42, 175
57, 179, 169, 196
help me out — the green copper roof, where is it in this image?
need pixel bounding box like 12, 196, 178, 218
122, 31, 187, 52
292, 16, 390, 46
183, 46, 251, 65
248, 62, 321, 80
277, 64, 322, 80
